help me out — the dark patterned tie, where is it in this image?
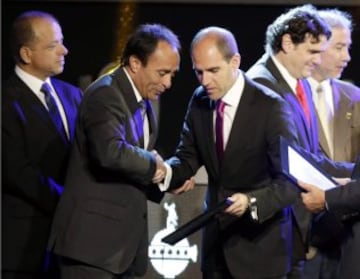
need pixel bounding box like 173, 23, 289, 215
41, 83, 68, 142
216, 100, 225, 162
139, 100, 147, 123
138, 100, 148, 148
296, 79, 310, 125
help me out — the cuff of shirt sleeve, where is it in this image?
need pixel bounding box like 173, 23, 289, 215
158, 162, 172, 192
324, 201, 329, 211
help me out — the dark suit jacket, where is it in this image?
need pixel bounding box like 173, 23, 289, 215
317, 79, 360, 162
49, 67, 162, 276
167, 73, 300, 278
326, 180, 360, 278
2, 74, 82, 272
246, 53, 354, 250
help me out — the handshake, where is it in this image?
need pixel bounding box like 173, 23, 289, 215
151, 150, 167, 184
151, 150, 195, 194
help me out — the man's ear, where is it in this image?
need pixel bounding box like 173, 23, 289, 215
19, 46, 32, 64
281, 34, 293, 53
128, 55, 141, 73
231, 53, 241, 69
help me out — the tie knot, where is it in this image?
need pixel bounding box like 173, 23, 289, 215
216, 100, 225, 113
139, 100, 148, 121
139, 99, 145, 108
139, 100, 147, 113
316, 84, 324, 94
296, 79, 303, 92
41, 82, 52, 96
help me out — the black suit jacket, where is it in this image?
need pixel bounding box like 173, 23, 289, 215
167, 73, 300, 278
2, 74, 82, 272
49, 67, 162, 276
326, 180, 360, 278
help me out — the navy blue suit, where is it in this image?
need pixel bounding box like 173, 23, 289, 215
2, 73, 82, 273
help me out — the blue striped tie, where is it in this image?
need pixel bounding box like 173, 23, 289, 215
41, 83, 68, 142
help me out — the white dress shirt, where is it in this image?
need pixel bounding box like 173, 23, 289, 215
15, 66, 70, 139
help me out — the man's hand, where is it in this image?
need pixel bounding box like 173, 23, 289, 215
298, 181, 326, 213
170, 177, 196, 195
224, 193, 249, 217
152, 150, 166, 183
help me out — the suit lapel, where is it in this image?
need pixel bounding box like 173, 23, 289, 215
302, 79, 320, 151
146, 99, 159, 150
266, 58, 318, 153
223, 80, 251, 167
113, 68, 153, 149
15, 77, 61, 138
201, 96, 219, 174
332, 80, 351, 160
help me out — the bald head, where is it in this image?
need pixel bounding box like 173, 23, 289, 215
191, 26, 239, 62
10, 10, 60, 64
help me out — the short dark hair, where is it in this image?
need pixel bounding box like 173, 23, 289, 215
121, 23, 181, 67
265, 4, 331, 54
10, 10, 59, 64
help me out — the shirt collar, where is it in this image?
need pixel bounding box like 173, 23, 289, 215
221, 69, 244, 108
15, 65, 52, 94
271, 55, 297, 94
123, 67, 143, 103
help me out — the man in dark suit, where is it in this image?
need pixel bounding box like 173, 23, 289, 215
298, 179, 360, 278
48, 24, 190, 279
164, 26, 301, 279
305, 8, 360, 279
246, 4, 354, 277
2, 10, 82, 279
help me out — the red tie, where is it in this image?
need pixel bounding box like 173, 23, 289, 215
216, 100, 225, 162
296, 80, 310, 124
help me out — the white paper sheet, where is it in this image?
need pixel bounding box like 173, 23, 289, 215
288, 146, 337, 190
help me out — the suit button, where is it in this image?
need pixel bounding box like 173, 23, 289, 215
143, 213, 147, 219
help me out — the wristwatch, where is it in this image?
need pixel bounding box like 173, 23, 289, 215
247, 194, 258, 221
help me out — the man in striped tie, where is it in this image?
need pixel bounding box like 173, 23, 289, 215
2, 10, 82, 279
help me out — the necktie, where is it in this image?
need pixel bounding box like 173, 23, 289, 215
139, 100, 149, 149
41, 83, 67, 142
216, 100, 225, 162
316, 84, 334, 157
296, 80, 310, 125
139, 100, 146, 121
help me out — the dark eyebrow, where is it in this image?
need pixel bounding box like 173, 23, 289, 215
194, 66, 220, 72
